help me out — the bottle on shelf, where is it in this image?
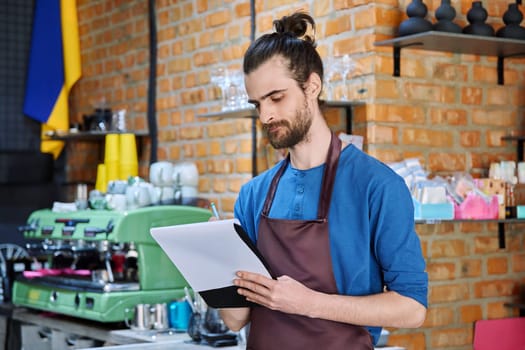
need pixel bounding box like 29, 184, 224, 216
505, 182, 517, 219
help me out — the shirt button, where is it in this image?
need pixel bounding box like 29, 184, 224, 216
294, 205, 300, 212
297, 186, 304, 194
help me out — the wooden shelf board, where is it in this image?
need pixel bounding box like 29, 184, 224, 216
375, 31, 525, 58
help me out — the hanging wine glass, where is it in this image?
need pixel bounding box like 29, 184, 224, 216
230, 70, 252, 110
324, 54, 357, 101
338, 54, 356, 100
323, 57, 337, 101
210, 66, 229, 110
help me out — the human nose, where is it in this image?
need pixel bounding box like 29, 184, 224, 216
258, 104, 274, 124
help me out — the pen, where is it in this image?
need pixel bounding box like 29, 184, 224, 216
210, 202, 220, 219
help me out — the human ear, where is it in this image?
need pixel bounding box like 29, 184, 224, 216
305, 72, 322, 99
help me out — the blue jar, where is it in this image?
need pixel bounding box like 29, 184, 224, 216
168, 300, 192, 331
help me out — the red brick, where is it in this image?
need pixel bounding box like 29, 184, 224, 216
460, 304, 483, 324
387, 331, 426, 350
474, 279, 518, 298
487, 257, 509, 275
423, 306, 454, 327
428, 152, 467, 172
512, 253, 525, 272
402, 128, 453, 147
427, 262, 456, 280
460, 259, 482, 278
430, 326, 472, 347
429, 283, 470, 303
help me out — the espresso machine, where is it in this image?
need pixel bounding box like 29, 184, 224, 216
12, 205, 210, 323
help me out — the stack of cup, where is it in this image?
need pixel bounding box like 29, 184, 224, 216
95, 163, 107, 193
105, 134, 120, 183
119, 133, 138, 180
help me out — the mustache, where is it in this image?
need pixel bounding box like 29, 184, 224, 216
262, 120, 289, 132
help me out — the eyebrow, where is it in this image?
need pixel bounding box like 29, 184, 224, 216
247, 88, 287, 105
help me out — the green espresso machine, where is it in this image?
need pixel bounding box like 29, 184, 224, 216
12, 206, 210, 322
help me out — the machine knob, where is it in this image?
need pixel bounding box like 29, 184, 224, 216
17, 218, 39, 233
41, 226, 54, 236
83, 219, 114, 238
62, 226, 75, 237
74, 293, 80, 309
83, 227, 106, 238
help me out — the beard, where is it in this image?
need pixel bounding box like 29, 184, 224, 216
262, 102, 312, 149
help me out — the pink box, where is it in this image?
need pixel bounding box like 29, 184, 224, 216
454, 192, 499, 220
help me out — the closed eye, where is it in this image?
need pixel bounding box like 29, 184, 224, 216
270, 94, 284, 103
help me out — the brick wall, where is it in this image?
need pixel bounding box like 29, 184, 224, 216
70, 1, 525, 349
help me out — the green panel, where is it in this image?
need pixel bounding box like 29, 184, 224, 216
138, 243, 189, 290
116, 205, 211, 243
12, 280, 186, 322
23, 206, 211, 244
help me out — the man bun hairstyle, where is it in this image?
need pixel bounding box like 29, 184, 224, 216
243, 11, 324, 92
273, 12, 316, 46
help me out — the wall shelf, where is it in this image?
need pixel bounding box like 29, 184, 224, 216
416, 218, 525, 249
47, 130, 149, 161
374, 31, 525, 85
47, 130, 149, 141
197, 108, 257, 120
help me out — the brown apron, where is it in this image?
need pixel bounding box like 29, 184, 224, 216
247, 132, 374, 350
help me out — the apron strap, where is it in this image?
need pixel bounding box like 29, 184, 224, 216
318, 132, 341, 219
262, 155, 290, 216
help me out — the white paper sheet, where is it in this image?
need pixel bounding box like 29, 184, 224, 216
150, 219, 271, 292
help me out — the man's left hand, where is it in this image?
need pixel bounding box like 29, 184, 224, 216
233, 271, 316, 317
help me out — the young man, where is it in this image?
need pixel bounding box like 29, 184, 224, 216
220, 12, 428, 349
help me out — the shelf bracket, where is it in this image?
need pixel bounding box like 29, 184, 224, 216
498, 222, 506, 249
518, 139, 524, 162
393, 46, 401, 77
498, 52, 525, 85
391, 42, 423, 78
345, 106, 353, 134
497, 56, 504, 85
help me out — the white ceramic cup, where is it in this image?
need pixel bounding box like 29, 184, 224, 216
172, 162, 199, 187
125, 183, 151, 209
106, 193, 127, 211
107, 180, 128, 194
152, 303, 170, 330
160, 186, 175, 203
149, 161, 174, 187
181, 186, 198, 199
125, 304, 153, 330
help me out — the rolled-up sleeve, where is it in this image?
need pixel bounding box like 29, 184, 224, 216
371, 177, 428, 308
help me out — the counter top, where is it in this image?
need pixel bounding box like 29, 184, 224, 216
85, 333, 404, 350
9, 306, 405, 350
85, 339, 239, 350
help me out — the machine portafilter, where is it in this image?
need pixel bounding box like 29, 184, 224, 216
84, 220, 116, 284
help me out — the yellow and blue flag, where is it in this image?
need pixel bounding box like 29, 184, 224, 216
23, 0, 81, 159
